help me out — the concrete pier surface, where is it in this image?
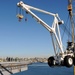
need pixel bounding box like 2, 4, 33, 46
0, 61, 29, 75
1, 66, 28, 75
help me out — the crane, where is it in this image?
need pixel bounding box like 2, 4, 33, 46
16, 1, 75, 68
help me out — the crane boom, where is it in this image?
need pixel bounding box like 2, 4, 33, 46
17, 1, 64, 54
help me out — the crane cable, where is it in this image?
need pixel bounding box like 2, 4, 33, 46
16, 6, 24, 22
61, 14, 72, 41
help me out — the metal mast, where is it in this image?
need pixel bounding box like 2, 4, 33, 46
68, 0, 74, 47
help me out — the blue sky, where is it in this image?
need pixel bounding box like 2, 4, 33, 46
0, 0, 69, 57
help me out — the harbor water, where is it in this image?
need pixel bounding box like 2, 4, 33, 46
13, 63, 73, 75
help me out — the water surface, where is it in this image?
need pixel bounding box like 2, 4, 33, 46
13, 63, 73, 75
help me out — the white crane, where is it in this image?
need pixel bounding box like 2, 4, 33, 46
17, 1, 75, 68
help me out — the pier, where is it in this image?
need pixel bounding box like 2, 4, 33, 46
0, 58, 47, 75
0, 61, 29, 75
